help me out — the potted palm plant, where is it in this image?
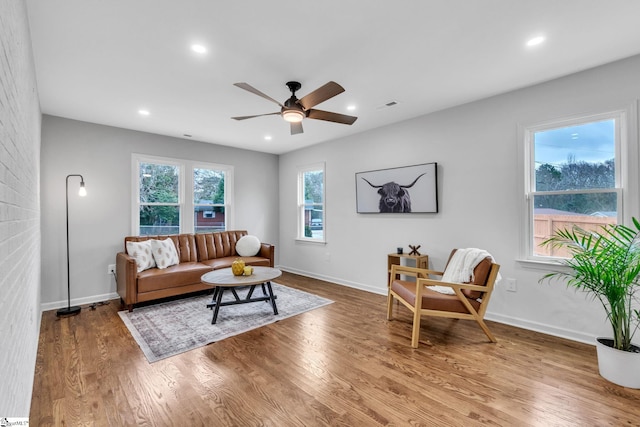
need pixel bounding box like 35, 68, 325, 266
540, 218, 640, 388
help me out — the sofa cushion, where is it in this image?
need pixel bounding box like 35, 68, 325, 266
150, 238, 180, 269
126, 240, 156, 272
236, 235, 261, 256
136, 262, 213, 293
195, 231, 248, 261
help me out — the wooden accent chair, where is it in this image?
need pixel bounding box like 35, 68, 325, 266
387, 249, 501, 348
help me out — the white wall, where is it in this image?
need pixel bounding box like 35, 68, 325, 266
0, 0, 42, 417
40, 116, 279, 308
278, 54, 640, 345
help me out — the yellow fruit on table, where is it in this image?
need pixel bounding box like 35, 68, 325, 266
231, 259, 245, 276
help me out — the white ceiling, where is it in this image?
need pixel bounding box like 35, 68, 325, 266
26, 0, 640, 155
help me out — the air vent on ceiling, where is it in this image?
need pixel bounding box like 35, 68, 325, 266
377, 100, 399, 109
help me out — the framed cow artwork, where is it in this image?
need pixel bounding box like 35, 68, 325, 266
355, 162, 438, 213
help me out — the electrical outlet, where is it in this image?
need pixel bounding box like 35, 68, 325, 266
107, 264, 116, 275
506, 278, 517, 292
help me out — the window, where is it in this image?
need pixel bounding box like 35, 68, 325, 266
523, 111, 625, 259
298, 163, 325, 242
138, 160, 181, 235
133, 155, 233, 235
193, 167, 227, 233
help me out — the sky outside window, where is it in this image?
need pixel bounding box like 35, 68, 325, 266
534, 119, 615, 167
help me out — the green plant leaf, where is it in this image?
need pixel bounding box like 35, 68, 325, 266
539, 218, 640, 351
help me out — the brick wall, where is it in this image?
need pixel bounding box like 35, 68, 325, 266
0, 0, 42, 417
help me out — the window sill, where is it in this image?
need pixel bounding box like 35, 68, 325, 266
516, 258, 570, 272
295, 238, 326, 245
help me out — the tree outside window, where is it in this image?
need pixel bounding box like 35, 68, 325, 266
139, 162, 180, 235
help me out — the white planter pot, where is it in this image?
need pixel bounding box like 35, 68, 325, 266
595, 337, 640, 389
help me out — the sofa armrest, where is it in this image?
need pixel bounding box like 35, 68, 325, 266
259, 243, 275, 267
116, 252, 138, 311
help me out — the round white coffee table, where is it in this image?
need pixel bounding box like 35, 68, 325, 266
201, 266, 282, 324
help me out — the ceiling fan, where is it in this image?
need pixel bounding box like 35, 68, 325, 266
231, 81, 358, 135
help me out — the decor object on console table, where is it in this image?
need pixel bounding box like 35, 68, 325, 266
387, 252, 428, 284
57, 174, 87, 317
408, 244, 421, 256
540, 219, 640, 388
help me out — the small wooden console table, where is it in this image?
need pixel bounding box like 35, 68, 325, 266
387, 253, 429, 284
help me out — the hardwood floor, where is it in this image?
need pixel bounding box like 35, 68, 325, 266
31, 272, 640, 426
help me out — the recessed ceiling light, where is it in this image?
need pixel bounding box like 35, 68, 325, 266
264, 135, 272, 141
347, 105, 356, 111
191, 44, 207, 54
526, 36, 545, 47
138, 109, 150, 116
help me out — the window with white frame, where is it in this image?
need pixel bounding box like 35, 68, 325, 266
298, 163, 325, 242
193, 167, 227, 233
137, 159, 181, 235
133, 154, 233, 235
523, 111, 625, 259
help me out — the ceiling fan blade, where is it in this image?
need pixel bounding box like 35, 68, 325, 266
298, 81, 345, 110
307, 109, 358, 125
233, 82, 284, 107
290, 121, 303, 135
231, 112, 280, 120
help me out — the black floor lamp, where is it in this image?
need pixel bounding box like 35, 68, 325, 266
57, 174, 87, 317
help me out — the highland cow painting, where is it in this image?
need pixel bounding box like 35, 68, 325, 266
356, 162, 438, 213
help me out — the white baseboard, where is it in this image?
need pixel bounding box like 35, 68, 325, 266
40, 292, 120, 313
279, 265, 597, 347
278, 265, 387, 296
484, 312, 596, 346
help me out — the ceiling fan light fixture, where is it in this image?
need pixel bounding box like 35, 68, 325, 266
282, 109, 305, 123
232, 81, 357, 134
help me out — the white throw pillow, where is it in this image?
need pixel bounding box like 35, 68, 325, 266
236, 235, 261, 257
150, 238, 180, 269
126, 240, 156, 273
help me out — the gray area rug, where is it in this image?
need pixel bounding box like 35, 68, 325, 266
118, 282, 333, 363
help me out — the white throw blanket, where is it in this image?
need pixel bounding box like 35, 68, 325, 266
428, 248, 500, 295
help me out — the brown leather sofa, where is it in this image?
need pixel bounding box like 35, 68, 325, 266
116, 230, 274, 311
